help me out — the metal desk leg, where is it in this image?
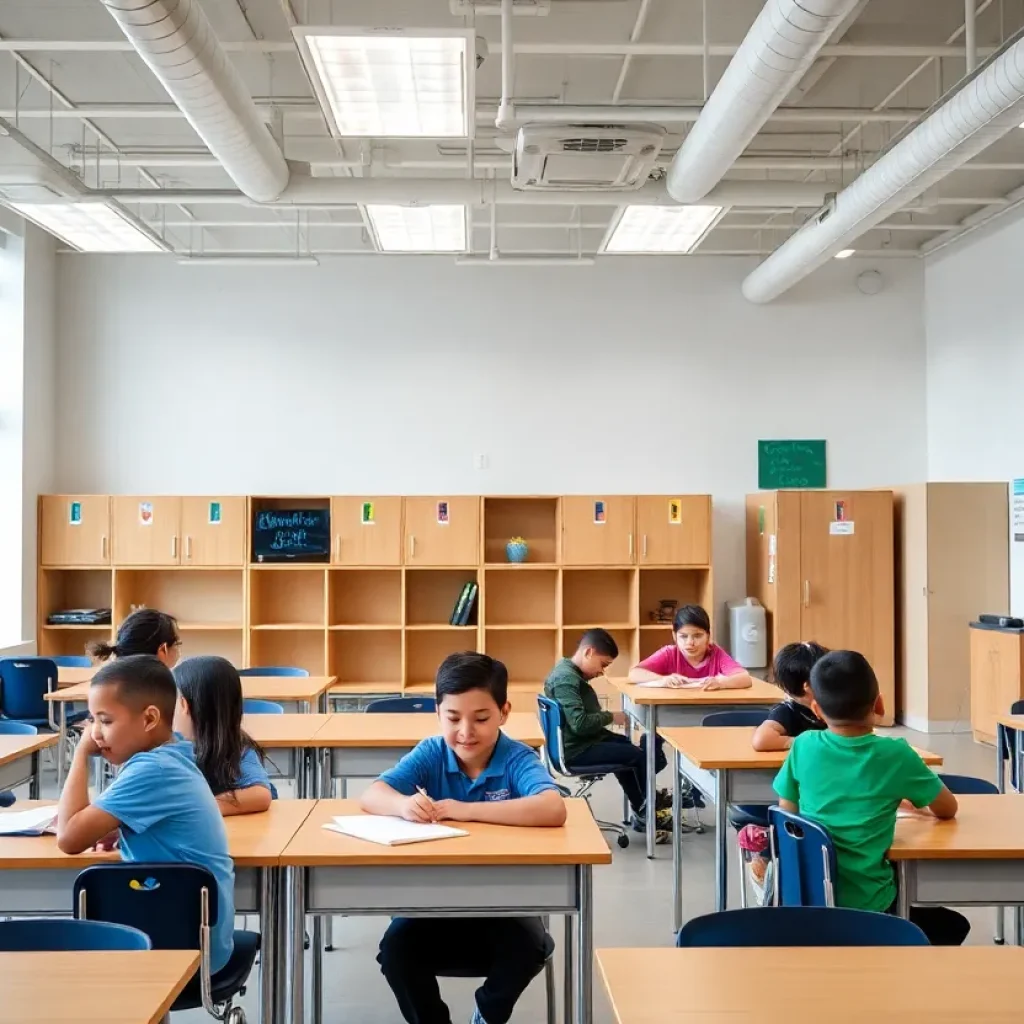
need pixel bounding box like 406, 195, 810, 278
645, 705, 658, 859
574, 864, 593, 1024
672, 746, 682, 934
259, 867, 278, 1024
282, 866, 305, 1024
996, 723, 1006, 944
563, 913, 574, 1024
312, 914, 324, 1024
715, 769, 728, 913
29, 752, 40, 800
622, 714, 632, 825
897, 862, 910, 919
56, 702, 67, 789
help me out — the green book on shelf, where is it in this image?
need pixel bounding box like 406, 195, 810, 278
457, 583, 479, 626
450, 583, 472, 625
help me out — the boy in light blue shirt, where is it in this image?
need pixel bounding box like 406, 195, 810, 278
361, 651, 566, 1024
57, 655, 235, 973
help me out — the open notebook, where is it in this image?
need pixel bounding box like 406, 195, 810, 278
323, 815, 469, 847
635, 679, 704, 689
0, 806, 58, 836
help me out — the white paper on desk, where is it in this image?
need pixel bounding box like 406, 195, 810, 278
323, 815, 469, 847
635, 680, 703, 689
0, 806, 58, 836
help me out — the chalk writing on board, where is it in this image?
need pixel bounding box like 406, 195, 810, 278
256, 512, 323, 532
758, 439, 827, 489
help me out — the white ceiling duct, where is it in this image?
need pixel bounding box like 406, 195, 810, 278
98, 0, 289, 203
666, 0, 866, 204
743, 31, 1024, 303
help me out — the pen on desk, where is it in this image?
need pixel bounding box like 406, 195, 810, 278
416, 785, 437, 821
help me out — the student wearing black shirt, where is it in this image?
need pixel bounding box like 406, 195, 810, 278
752, 642, 828, 752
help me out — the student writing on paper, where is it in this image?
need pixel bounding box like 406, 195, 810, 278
360, 651, 565, 1024
628, 604, 752, 690
773, 650, 969, 946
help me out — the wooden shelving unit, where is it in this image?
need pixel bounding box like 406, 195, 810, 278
37, 493, 713, 693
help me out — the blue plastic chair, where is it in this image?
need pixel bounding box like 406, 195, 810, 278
676, 907, 928, 947
49, 655, 92, 668
242, 699, 284, 715
365, 696, 436, 713
768, 806, 837, 907
0, 658, 57, 729
0, 918, 152, 951
238, 666, 308, 677
0, 720, 37, 808
938, 773, 999, 795
74, 863, 258, 1018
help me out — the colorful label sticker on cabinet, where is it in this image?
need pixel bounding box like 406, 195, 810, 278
362, 501, 375, 525
139, 501, 154, 526
829, 521, 855, 536
437, 501, 449, 525
834, 500, 846, 522
69, 500, 82, 526
208, 501, 221, 525
668, 499, 681, 525
594, 500, 606, 525
1013, 479, 1024, 542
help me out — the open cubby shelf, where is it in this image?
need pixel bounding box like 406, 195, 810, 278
329, 629, 402, 687
483, 497, 559, 565
483, 567, 557, 627
406, 569, 478, 627
562, 569, 637, 628
329, 568, 402, 626
114, 568, 244, 629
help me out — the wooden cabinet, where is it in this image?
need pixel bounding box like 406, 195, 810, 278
562, 496, 636, 565
637, 495, 710, 565
332, 497, 402, 565
747, 489, 895, 723
404, 497, 479, 566
180, 497, 246, 567
970, 626, 1024, 745
897, 483, 1008, 735
111, 496, 182, 566
40, 495, 110, 566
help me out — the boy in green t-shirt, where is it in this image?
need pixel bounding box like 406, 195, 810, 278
773, 650, 969, 945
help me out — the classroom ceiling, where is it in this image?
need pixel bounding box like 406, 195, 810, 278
1, 0, 1023, 260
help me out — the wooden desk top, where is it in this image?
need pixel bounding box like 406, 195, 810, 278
57, 665, 94, 687
596, 946, 1024, 1023
997, 713, 1024, 730
0, 799, 317, 869
608, 676, 781, 706
49, 676, 336, 704
0, 949, 200, 1024
312, 712, 543, 749
280, 797, 613, 867
0, 732, 58, 766
658, 726, 943, 769
243, 713, 333, 746
889, 794, 1024, 860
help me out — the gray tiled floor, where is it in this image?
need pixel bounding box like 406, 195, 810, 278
42, 726, 1005, 1024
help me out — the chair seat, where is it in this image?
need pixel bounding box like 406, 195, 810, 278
3, 718, 50, 730
437, 933, 555, 978
727, 804, 771, 830
171, 930, 260, 1010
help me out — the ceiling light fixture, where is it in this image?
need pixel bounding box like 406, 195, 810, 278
176, 254, 320, 266
601, 205, 722, 254
365, 204, 467, 252
8, 201, 165, 253
834, 248, 855, 259
293, 27, 474, 138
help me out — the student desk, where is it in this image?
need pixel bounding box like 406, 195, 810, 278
659, 726, 943, 929
243, 713, 332, 798
0, 948, 200, 1023
596, 946, 1024, 1023
279, 797, 611, 1024
0, 733, 57, 802
0, 798, 317, 1024
606, 678, 780, 859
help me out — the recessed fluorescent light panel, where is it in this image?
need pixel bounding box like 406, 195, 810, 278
293, 27, 473, 138
365, 204, 467, 252
834, 248, 855, 259
602, 205, 722, 254
8, 202, 164, 252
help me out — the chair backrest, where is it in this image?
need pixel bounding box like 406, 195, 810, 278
768, 806, 837, 907
0, 918, 152, 951
0, 658, 57, 722
701, 710, 771, 728
676, 907, 928, 947
536, 696, 568, 774
74, 863, 219, 951
365, 696, 436, 714
238, 666, 308, 677
0, 720, 37, 736
49, 655, 93, 668
938, 772, 999, 795
242, 699, 285, 715
1004, 700, 1024, 790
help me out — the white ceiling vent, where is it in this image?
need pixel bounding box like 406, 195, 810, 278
512, 124, 664, 191
449, 0, 549, 14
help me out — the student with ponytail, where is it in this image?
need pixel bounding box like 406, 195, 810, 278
89, 609, 181, 667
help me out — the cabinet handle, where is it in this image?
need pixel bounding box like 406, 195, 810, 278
409, 535, 416, 559
101, 536, 108, 561
803, 580, 810, 607
642, 534, 648, 559
185, 536, 192, 561
628, 532, 634, 558
171, 536, 178, 560
335, 536, 341, 560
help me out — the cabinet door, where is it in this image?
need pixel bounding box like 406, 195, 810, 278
404, 497, 480, 565
40, 495, 110, 566
332, 497, 403, 565
112, 496, 182, 565
181, 497, 246, 566
562, 496, 636, 565
637, 495, 710, 565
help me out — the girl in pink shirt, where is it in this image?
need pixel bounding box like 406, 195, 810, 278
629, 604, 752, 691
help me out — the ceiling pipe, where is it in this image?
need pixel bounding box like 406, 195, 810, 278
98, 0, 289, 203
666, 0, 867, 204
496, 0, 516, 129
742, 28, 1024, 303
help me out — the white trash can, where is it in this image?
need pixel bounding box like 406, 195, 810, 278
727, 597, 767, 669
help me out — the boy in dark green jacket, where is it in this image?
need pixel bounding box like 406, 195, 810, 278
543, 628, 670, 836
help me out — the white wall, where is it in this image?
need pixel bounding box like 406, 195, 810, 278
56, 255, 927, 616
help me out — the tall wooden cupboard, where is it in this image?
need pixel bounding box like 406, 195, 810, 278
746, 489, 896, 724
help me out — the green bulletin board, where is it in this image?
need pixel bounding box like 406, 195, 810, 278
758, 439, 827, 489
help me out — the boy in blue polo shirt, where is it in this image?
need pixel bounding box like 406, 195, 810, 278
56, 655, 235, 974
361, 651, 566, 1024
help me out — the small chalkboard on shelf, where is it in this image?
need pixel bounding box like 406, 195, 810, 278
758, 439, 827, 490
252, 509, 330, 562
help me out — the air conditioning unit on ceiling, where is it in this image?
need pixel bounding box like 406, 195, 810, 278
511, 123, 665, 191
